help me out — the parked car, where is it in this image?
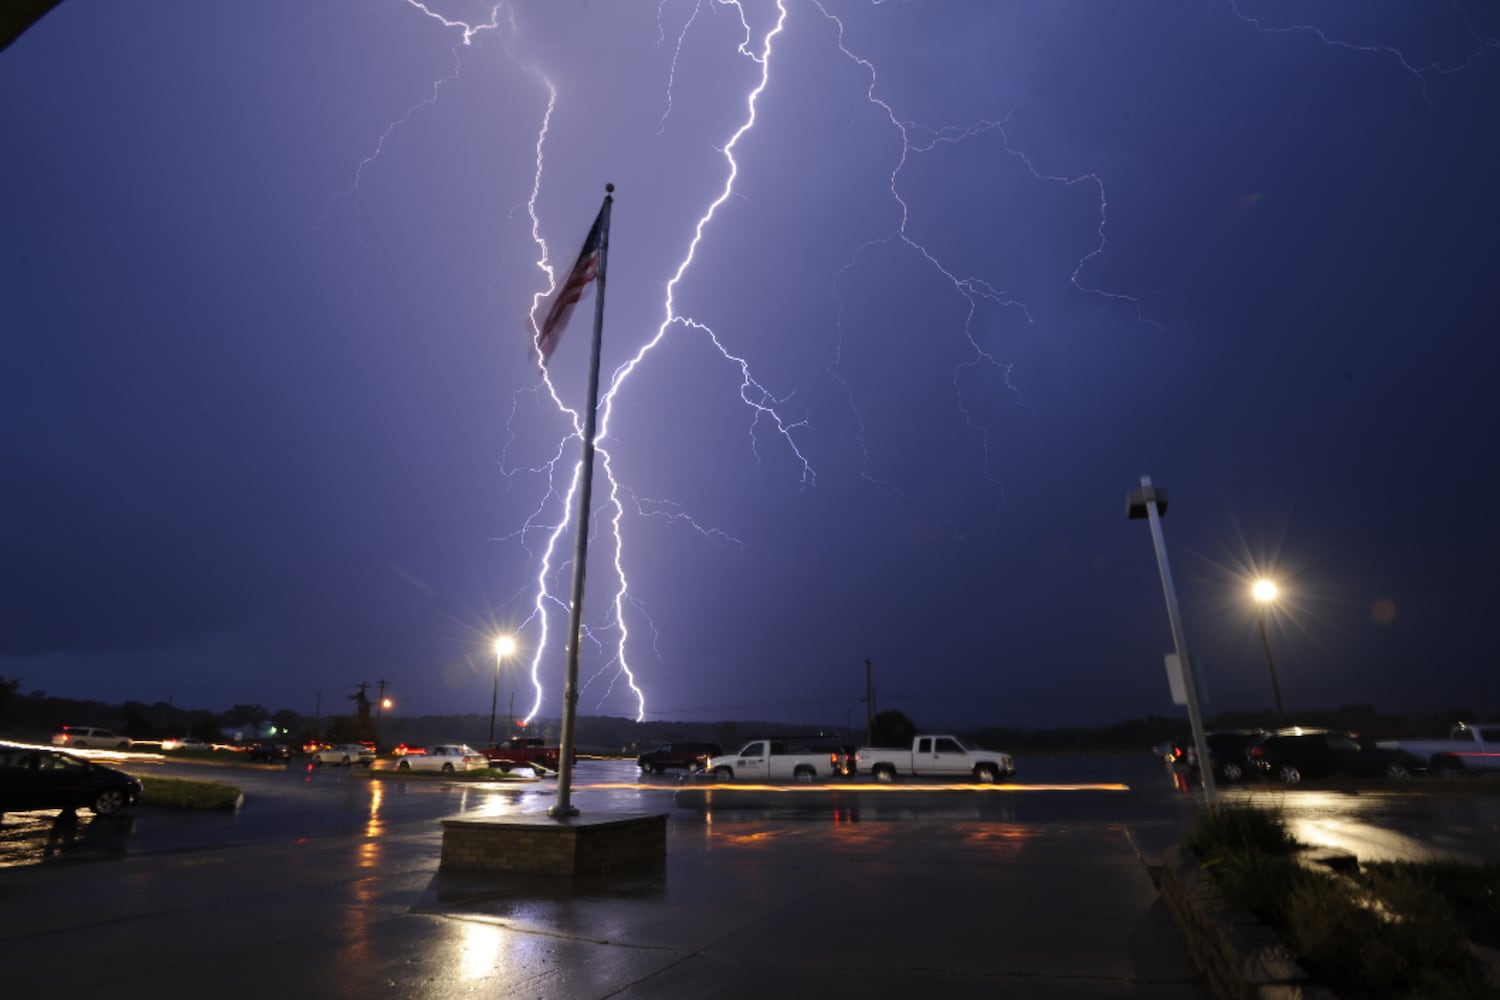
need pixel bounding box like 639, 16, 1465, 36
243, 742, 293, 763
0, 743, 143, 819
50, 726, 131, 750
1247, 728, 1425, 784
637, 742, 722, 774
480, 736, 569, 773
310, 743, 375, 767
394, 744, 488, 773
855, 734, 1016, 783
161, 736, 211, 751
1167, 730, 1269, 783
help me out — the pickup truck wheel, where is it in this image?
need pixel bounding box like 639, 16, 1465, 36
714, 766, 733, 781
793, 767, 815, 784
973, 765, 999, 784
871, 765, 895, 783
1276, 764, 1302, 785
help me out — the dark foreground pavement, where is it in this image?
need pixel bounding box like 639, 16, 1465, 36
0, 810, 1203, 999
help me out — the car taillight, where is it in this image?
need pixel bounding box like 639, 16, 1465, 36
1250, 746, 1265, 758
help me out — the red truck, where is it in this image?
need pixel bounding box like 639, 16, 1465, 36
480, 736, 572, 774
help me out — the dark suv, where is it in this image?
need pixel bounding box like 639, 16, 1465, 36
0, 743, 143, 819
1168, 729, 1268, 782
637, 742, 722, 774
1247, 728, 1424, 784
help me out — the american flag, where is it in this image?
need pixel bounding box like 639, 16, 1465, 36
534, 205, 606, 364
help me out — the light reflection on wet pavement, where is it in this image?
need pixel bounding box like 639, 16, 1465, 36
4, 755, 1498, 998
2, 754, 1497, 869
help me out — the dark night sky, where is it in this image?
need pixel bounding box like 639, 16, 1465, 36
2, 1, 1497, 730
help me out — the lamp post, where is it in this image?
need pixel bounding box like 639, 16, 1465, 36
1127, 475, 1216, 807
1252, 579, 1285, 722
489, 635, 516, 747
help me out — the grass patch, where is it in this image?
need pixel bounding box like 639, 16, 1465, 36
139, 775, 242, 810
1184, 805, 1494, 997
1365, 860, 1500, 951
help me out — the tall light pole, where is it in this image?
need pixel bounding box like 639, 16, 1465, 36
489, 635, 516, 747
1127, 476, 1215, 808
1252, 579, 1285, 722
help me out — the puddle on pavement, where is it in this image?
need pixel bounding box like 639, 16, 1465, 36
0, 810, 136, 866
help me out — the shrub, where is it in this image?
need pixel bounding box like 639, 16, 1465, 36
1185, 806, 1493, 997
1205, 849, 1306, 926
1366, 861, 1500, 950
139, 776, 242, 810
1183, 803, 1299, 859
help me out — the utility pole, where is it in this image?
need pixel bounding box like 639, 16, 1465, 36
864, 657, 874, 746
374, 679, 388, 740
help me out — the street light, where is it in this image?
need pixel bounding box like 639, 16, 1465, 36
489, 635, 516, 747
1127, 475, 1215, 807
1252, 579, 1286, 721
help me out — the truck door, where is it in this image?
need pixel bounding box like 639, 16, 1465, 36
926, 736, 970, 777
735, 741, 770, 781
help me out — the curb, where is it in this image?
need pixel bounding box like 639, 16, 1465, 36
1159, 846, 1339, 1000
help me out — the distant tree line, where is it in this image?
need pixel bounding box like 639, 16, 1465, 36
0, 677, 1490, 756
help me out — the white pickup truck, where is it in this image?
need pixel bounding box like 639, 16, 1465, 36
856, 734, 1016, 783
1377, 722, 1500, 773
705, 738, 843, 783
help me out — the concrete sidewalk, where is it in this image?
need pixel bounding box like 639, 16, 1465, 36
0, 813, 1204, 998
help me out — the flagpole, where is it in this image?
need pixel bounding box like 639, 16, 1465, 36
550, 183, 613, 819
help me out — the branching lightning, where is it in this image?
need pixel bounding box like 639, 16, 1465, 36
333, 0, 1488, 726
1227, 0, 1498, 104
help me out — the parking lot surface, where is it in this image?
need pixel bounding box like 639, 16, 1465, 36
0, 755, 1207, 998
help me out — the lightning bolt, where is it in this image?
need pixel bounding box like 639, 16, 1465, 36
1226, 0, 1499, 105
812, 1, 1158, 530
337, 0, 1165, 724
342, 1, 1482, 726
515, 2, 804, 724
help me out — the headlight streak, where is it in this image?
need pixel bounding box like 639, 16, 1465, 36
584, 780, 1129, 792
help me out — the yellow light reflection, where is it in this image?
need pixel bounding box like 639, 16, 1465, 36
588, 781, 1129, 793
364, 778, 385, 840
451, 917, 552, 985
457, 918, 508, 982
959, 825, 1033, 856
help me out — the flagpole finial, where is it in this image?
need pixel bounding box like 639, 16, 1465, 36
605, 183, 615, 194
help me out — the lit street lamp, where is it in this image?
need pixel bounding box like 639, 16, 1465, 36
489, 635, 516, 747
1252, 579, 1286, 721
